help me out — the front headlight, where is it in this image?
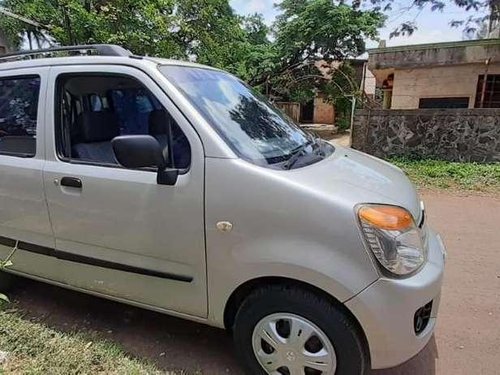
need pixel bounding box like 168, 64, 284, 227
357, 204, 426, 277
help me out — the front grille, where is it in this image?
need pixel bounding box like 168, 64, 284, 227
414, 301, 433, 335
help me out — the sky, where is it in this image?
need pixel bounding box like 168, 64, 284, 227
230, 0, 485, 48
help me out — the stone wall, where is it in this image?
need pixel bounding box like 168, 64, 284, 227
352, 109, 500, 162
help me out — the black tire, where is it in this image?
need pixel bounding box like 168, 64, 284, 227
233, 285, 370, 375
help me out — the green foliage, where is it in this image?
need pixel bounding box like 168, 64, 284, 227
258, 0, 384, 103
0, 0, 385, 114
289, 88, 316, 104
0, 0, 185, 57
391, 158, 500, 193
175, 0, 244, 69
236, 13, 278, 84
320, 62, 357, 128
0, 9, 24, 48
242, 13, 269, 45
274, 0, 383, 62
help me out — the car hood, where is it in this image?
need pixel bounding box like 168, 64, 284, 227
279, 146, 422, 222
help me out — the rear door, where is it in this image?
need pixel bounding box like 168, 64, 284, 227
0, 67, 60, 281
43, 64, 207, 317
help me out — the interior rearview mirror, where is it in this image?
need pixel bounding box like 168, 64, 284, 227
111, 135, 179, 186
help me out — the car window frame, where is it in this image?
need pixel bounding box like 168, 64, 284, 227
53, 71, 192, 172
0, 73, 42, 158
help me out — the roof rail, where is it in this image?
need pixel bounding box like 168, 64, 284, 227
0, 44, 132, 62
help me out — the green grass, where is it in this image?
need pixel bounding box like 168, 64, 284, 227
390, 158, 500, 193
0, 309, 175, 375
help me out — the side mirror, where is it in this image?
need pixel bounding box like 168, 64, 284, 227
111, 135, 179, 186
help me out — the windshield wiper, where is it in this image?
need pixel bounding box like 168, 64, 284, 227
283, 140, 313, 170
282, 133, 329, 170
310, 133, 326, 157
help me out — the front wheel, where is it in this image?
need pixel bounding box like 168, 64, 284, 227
233, 285, 369, 375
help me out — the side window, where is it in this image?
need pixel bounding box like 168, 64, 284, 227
55, 73, 191, 169
89, 94, 109, 112
0, 75, 40, 157
110, 89, 153, 135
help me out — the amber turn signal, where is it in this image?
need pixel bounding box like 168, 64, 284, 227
358, 205, 413, 231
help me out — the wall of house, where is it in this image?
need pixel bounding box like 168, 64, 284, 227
391, 63, 500, 109
352, 109, 500, 162
363, 68, 376, 98
368, 39, 500, 71
313, 96, 335, 124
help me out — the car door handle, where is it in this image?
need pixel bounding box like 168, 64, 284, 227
60, 177, 82, 188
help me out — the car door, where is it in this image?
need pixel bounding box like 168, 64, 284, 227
0, 67, 61, 281
43, 64, 207, 317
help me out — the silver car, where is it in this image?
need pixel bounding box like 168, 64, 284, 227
0, 45, 446, 375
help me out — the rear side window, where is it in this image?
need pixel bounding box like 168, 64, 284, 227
0, 75, 40, 157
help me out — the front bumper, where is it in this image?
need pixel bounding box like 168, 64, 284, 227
345, 228, 446, 369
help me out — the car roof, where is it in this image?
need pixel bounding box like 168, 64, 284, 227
0, 55, 221, 73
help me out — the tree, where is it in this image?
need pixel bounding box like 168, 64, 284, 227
252, 0, 383, 104
0, 0, 185, 57
174, 0, 245, 68
0, 0, 383, 111
463, 19, 490, 39
0, 0, 270, 79
358, 0, 495, 37
233, 13, 277, 84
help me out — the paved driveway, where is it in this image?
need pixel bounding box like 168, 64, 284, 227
8, 191, 500, 374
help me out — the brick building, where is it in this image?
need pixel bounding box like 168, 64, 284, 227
367, 38, 500, 110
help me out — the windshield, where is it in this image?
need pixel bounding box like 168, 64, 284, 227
159, 65, 314, 166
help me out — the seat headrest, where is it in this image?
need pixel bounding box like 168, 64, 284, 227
149, 110, 173, 135
75, 112, 120, 143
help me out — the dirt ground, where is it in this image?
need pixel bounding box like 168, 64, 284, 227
329, 131, 351, 147
5, 190, 500, 375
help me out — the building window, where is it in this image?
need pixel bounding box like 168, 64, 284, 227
418, 97, 469, 109
475, 75, 500, 108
